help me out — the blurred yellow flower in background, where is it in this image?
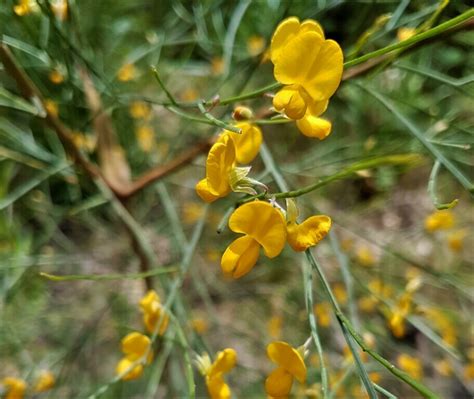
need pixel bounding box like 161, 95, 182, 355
267, 315, 283, 339
34, 370, 55, 393
424, 210, 455, 232
49, 69, 64, 84
397, 353, 423, 380
135, 125, 155, 153
129, 101, 151, 119
13, 0, 38, 16
117, 63, 136, 82
355, 245, 377, 267
139, 290, 169, 335
314, 302, 331, 327
191, 317, 209, 335
115, 332, 153, 381
397, 27, 416, 41
247, 35, 266, 56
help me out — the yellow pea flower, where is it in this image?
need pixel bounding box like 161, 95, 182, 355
388, 292, 413, 338
397, 353, 423, 380
139, 290, 169, 335
285, 199, 331, 252
218, 121, 263, 164
34, 370, 55, 392
314, 302, 331, 327
247, 35, 266, 56
117, 63, 136, 82
13, 0, 38, 16
129, 101, 151, 119
265, 341, 307, 398
221, 201, 286, 278
196, 135, 236, 203
1, 377, 26, 399
424, 209, 455, 232
116, 332, 153, 381
270, 17, 343, 119
196, 349, 237, 399
135, 125, 155, 153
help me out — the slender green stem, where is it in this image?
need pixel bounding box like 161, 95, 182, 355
344, 9, 474, 68
306, 251, 440, 399
302, 260, 329, 398
374, 384, 398, 399
216, 82, 282, 105
39, 268, 176, 281
197, 101, 241, 133
151, 67, 178, 106
427, 160, 459, 210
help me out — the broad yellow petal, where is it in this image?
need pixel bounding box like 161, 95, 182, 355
121, 332, 151, 360
143, 309, 169, 336
221, 235, 260, 278
273, 86, 307, 120
307, 99, 329, 117
265, 367, 294, 398
304, 39, 343, 101
296, 115, 332, 140
206, 135, 235, 196
274, 32, 324, 86
287, 215, 331, 251
228, 201, 286, 258
196, 178, 220, 203
270, 17, 301, 64
267, 341, 307, 383
226, 122, 263, 164
206, 375, 232, 399
116, 357, 144, 381
139, 290, 160, 314
300, 19, 324, 38
209, 348, 237, 377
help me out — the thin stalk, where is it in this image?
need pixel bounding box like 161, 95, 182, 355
197, 101, 241, 133
151, 67, 178, 106
39, 268, 176, 282
427, 160, 459, 210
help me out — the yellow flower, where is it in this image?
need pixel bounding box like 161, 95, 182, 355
388, 293, 412, 338
265, 341, 307, 398
221, 201, 286, 278
447, 229, 468, 252
51, 0, 68, 21
196, 349, 237, 399
116, 332, 153, 381
44, 99, 59, 117
314, 302, 331, 327
129, 101, 151, 119
72, 132, 96, 153
34, 370, 55, 392
270, 17, 343, 120
247, 35, 266, 56
355, 246, 376, 267
136, 125, 155, 153
218, 121, 263, 164
464, 362, 474, 381
397, 353, 423, 380
13, 0, 38, 16
433, 358, 452, 377
2, 377, 26, 399
211, 57, 225, 76
333, 283, 348, 304
285, 199, 331, 252
180, 88, 199, 102
397, 27, 416, 42
191, 317, 209, 334
49, 69, 64, 84
196, 135, 236, 203
424, 210, 455, 232
267, 315, 283, 339
424, 308, 457, 347
139, 290, 169, 335
369, 371, 381, 384
182, 201, 206, 224
295, 112, 332, 139
117, 63, 136, 82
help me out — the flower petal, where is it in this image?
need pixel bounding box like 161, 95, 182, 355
270, 17, 301, 64
273, 86, 307, 120
265, 367, 294, 398
221, 235, 260, 278
206, 375, 232, 399
287, 215, 331, 251
300, 19, 324, 38
228, 201, 286, 258
209, 348, 237, 377
116, 357, 144, 381
296, 115, 332, 140
139, 290, 160, 314
206, 135, 235, 196
304, 39, 343, 101
267, 341, 307, 383
273, 32, 324, 86
225, 122, 263, 164
143, 308, 169, 336
196, 178, 220, 203
121, 332, 151, 359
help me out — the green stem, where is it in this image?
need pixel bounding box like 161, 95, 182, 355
307, 251, 440, 399
344, 9, 474, 68
39, 268, 176, 281
151, 67, 178, 106
427, 160, 459, 210
197, 101, 241, 133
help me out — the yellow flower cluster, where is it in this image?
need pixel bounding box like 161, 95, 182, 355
270, 17, 343, 139
115, 290, 169, 381
1, 371, 55, 399
221, 200, 331, 279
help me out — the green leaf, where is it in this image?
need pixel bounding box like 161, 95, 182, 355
0, 86, 40, 114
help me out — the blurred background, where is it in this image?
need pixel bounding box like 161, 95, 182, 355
0, 0, 473, 398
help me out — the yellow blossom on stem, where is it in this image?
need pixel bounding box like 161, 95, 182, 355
13, 0, 38, 16
136, 126, 155, 153
116, 332, 153, 381
247, 35, 266, 56
49, 69, 64, 84
221, 201, 286, 278
196, 349, 237, 399
129, 101, 151, 119
270, 17, 343, 130
355, 246, 376, 267
34, 370, 55, 393
2, 377, 26, 399
397, 27, 416, 41
424, 209, 455, 232
191, 317, 209, 334
397, 353, 423, 380
314, 302, 331, 327
218, 122, 263, 165
285, 199, 331, 252
139, 290, 169, 335
117, 63, 136, 82
265, 341, 307, 398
